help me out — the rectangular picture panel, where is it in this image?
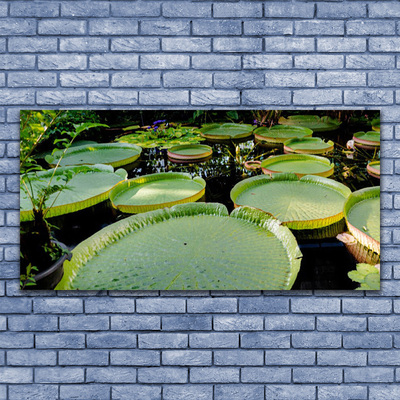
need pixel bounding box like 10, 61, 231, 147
20, 110, 380, 291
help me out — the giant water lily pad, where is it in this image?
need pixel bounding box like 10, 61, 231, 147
20, 165, 127, 222
367, 161, 380, 179
231, 173, 351, 238
344, 186, 380, 255
56, 203, 302, 290
254, 125, 312, 145
199, 123, 254, 143
279, 115, 341, 132
50, 143, 142, 168
353, 131, 380, 150
110, 172, 206, 213
167, 144, 212, 163
260, 154, 334, 178
284, 137, 334, 155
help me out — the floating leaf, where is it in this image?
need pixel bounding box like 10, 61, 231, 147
284, 137, 334, 155
279, 115, 341, 132
254, 125, 312, 145
199, 123, 254, 143
353, 131, 380, 150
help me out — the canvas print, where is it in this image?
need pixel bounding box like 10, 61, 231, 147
20, 110, 380, 291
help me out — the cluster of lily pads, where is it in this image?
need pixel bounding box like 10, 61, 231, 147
20, 115, 380, 290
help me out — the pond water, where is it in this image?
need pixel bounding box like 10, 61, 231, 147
51, 123, 379, 290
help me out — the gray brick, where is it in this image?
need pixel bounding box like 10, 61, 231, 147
35, 367, 84, 383
343, 299, 391, 314
89, 90, 138, 105
86, 367, 136, 383
141, 20, 189, 35
369, 2, 400, 18
111, 350, 159, 366
7, 349, 56, 366
346, 55, 395, 69
61, 2, 110, 17
0, 54, 35, 70
85, 298, 135, 313
244, 21, 292, 35
38, 54, 87, 70
347, 20, 396, 36
191, 90, 240, 106
265, 2, 314, 18
8, 72, 56, 88
317, 3, 366, 18
292, 298, 341, 314
192, 55, 241, 70
0, 73, 4, 87
111, 315, 160, 330
265, 385, 316, 400
60, 38, 108, 52
112, 385, 161, 400
242, 89, 291, 105
193, 20, 241, 36
138, 367, 187, 383
265, 315, 314, 331
0, 297, 31, 314
265, 350, 315, 365
369, 316, 400, 331
34, 298, 83, 314
90, 19, 138, 35
317, 316, 366, 331
60, 315, 109, 331
293, 367, 342, 383
9, 385, 58, 400
163, 71, 211, 88
242, 367, 291, 383
318, 38, 367, 53
318, 350, 366, 366
187, 298, 237, 313
112, 2, 160, 17
239, 297, 288, 313
0, 333, 34, 348
343, 333, 392, 349
0, 315, 5, 330
36, 333, 85, 349
139, 333, 187, 349
8, 315, 57, 331
60, 385, 110, 400
318, 72, 366, 87
214, 38, 262, 53
190, 367, 239, 383
37, 90, 86, 105
162, 37, 211, 52
294, 89, 342, 105
141, 54, 189, 69
112, 38, 160, 52
163, 2, 211, 18
292, 332, 341, 349
0, 367, 32, 383
370, 38, 400, 52
214, 315, 263, 331
0, 19, 36, 35
295, 20, 344, 35
140, 90, 188, 105
59, 350, 109, 366
214, 72, 263, 89
9, 37, 57, 53
241, 332, 290, 349
87, 332, 136, 349
214, 2, 261, 17
38, 19, 86, 35
265, 71, 315, 88
60, 72, 109, 88
90, 54, 138, 70
0, 3, 6, 17
214, 350, 263, 366
369, 350, 400, 366
369, 71, 400, 87
164, 385, 212, 400
345, 367, 393, 383
162, 350, 211, 366
318, 385, 367, 400
296, 55, 344, 69
6, 144, 19, 159
345, 89, 393, 105
190, 333, 238, 348
11, 2, 59, 17
162, 315, 211, 331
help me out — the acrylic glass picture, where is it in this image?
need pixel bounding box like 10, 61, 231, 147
20, 110, 380, 291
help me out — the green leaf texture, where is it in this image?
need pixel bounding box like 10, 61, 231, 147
254, 125, 312, 144
279, 115, 341, 132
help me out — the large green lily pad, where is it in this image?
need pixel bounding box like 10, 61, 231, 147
110, 172, 206, 213
279, 115, 341, 132
231, 173, 351, 238
20, 165, 127, 222
260, 154, 334, 178
56, 203, 302, 290
344, 186, 380, 254
167, 144, 212, 162
199, 123, 254, 143
284, 137, 334, 155
353, 131, 380, 150
50, 143, 142, 168
367, 161, 380, 179
254, 125, 312, 145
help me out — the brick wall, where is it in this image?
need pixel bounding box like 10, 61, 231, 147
0, 1, 399, 399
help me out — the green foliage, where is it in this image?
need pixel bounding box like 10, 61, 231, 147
348, 263, 380, 290
20, 263, 38, 289
116, 123, 205, 149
